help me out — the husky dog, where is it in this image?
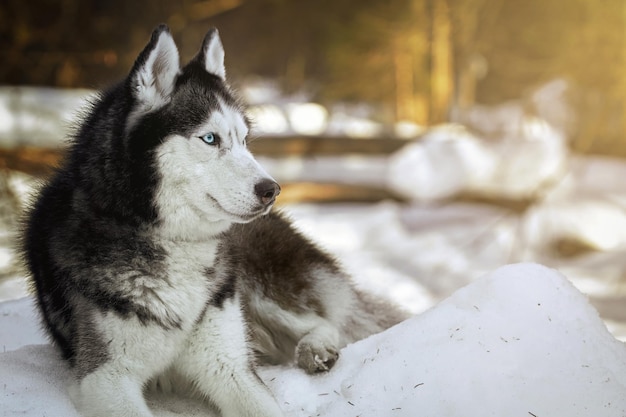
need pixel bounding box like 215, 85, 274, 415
21, 25, 406, 417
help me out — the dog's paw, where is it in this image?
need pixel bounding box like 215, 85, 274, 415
295, 339, 339, 374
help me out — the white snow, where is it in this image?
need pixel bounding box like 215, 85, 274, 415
285, 103, 328, 135
2, 263, 626, 416
263, 263, 626, 417
386, 120, 568, 201
0, 87, 94, 147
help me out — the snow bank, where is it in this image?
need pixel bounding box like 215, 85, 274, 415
2, 263, 625, 416
0, 297, 46, 351
522, 155, 626, 257
386, 121, 568, 201
0, 87, 94, 147
263, 263, 626, 416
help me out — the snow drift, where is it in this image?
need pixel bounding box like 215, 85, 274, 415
2, 263, 625, 416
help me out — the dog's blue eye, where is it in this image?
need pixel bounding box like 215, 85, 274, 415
200, 132, 217, 145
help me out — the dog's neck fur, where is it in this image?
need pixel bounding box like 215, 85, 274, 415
155, 213, 233, 242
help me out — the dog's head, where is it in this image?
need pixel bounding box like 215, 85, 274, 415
125, 25, 280, 238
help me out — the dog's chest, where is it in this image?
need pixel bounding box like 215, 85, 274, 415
152, 239, 222, 327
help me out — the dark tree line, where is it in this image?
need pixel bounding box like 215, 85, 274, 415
1, 0, 624, 153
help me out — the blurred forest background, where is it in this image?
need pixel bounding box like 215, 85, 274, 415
1, 0, 624, 155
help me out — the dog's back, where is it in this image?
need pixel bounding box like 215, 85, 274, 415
23, 171, 76, 359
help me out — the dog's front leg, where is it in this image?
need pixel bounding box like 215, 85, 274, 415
173, 294, 283, 417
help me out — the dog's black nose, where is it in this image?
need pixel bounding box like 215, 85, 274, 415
255, 179, 281, 206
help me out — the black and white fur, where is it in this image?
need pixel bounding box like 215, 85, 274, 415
21, 25, 407, 417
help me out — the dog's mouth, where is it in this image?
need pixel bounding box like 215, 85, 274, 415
205, 193, 273, 223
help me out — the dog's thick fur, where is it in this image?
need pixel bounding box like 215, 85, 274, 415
21, 25, 407, 417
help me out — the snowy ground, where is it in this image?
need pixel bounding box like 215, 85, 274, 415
2, 264, 626, 416
3, 171, 626, 416
2, 84, 626, 415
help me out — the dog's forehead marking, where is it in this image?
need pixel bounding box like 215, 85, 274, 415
205, 100, 247, 145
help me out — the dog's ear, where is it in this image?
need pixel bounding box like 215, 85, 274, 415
129, 25, 180, 108
193, 28, 226, 80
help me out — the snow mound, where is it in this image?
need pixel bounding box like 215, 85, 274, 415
387, 121, 568, 201
263, 263, 626, 416
2, 263, 626, 416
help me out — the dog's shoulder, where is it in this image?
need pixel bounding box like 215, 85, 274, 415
218, 210, 343, 314
222, 210, 340, 272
